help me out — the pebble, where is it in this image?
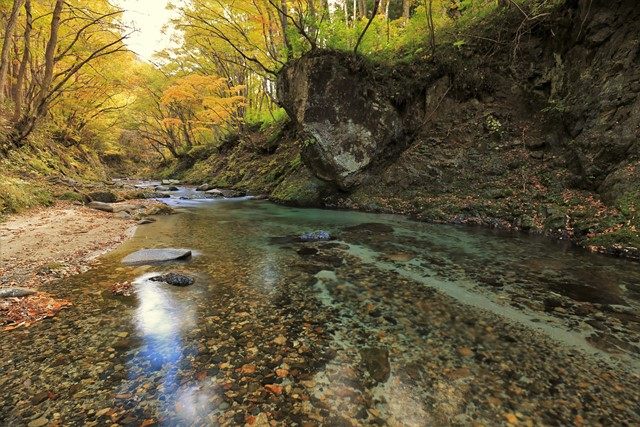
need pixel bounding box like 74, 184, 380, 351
27, 417, 48, 427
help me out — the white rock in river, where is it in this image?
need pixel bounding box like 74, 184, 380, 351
122, 248, 192, 265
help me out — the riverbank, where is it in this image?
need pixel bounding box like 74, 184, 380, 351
0, 199, 168, 329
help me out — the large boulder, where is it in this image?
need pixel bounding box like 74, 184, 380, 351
122, 248, 192, 265
277, 52, 403, 190
88, 191, 117, 203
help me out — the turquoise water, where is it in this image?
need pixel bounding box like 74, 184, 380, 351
1, 199, 639, 425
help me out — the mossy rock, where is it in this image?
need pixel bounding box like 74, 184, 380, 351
270, 167, 329, 207
57, 191, 88, 203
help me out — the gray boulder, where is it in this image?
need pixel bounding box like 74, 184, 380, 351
88, 191, 117, 203
122, 248, 192, 265
278, 53, 403, 190
196, 184, 212, 191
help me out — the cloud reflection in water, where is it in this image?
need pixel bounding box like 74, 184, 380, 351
128, 273, 214, 424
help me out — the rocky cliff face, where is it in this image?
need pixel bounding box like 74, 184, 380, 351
271, 0, 639, 258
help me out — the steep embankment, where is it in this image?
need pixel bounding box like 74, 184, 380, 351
184, 0, 640, 259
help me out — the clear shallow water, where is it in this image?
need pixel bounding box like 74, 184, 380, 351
2, 199, 640, 426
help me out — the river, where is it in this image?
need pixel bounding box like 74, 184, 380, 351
1, 195, 639, 425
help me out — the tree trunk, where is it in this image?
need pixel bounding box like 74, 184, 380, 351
354, 0, 380, 53
10, 0, 63, 147
358, 0, 366, 18
426, 0, 436, 56
402, 0, 412, 18
12, 0, 32, 121
35, 0, 64, 114
0, 0, 26, 102
277, 0, 293, 59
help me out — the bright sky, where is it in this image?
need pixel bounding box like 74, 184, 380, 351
113, 0, 178, 62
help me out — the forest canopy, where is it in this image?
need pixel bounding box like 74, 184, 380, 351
0, 0, 510, 163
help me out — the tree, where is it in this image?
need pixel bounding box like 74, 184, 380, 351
0, 0, 26, 101
6, 0, 129, 148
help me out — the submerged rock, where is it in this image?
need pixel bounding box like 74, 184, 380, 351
122, 249, 192, 265
150, 272, 195, 287
0, 287, 37, 298
360, 347, 390, 384
344, 222, 394, 234
300, 230, 332, 241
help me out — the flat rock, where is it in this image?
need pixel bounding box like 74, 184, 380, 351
27, 417, 48, 427
122, 249, 192, 265
0, 287, 37, 298
149, 272, 195, 287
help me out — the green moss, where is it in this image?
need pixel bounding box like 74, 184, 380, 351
57, 191, 86, 203
271, 167, 327, 207
616, 191, 639, 227
587, 228, 640, 249
0, 176, 53, 216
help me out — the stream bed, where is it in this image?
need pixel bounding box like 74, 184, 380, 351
1, 197, 639, 426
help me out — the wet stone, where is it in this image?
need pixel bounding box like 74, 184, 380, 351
0, 287, 37, 298
359, 348, 390, 384
149, 272, 195, 287
121, 248, 192, 265
299, 230, 332, 241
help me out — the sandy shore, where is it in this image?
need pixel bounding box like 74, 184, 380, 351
0, 201, 141, 288
0, 200, 162, 329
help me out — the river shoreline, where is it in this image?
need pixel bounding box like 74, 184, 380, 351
0, 199, 167, 329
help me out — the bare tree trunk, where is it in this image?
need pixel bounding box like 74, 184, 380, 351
0, 0, 26, 102
402, 0, 412, 18
277, 0, 293, 59
358, 0, 366, 19
354, 0, 380, 54
12, 0, 31, 121
307, 0, 317, 40
426, 0, 436, 56
35, 0, 64, 113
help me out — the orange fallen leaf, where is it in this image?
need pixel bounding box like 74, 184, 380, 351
264, 384, 283, 395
